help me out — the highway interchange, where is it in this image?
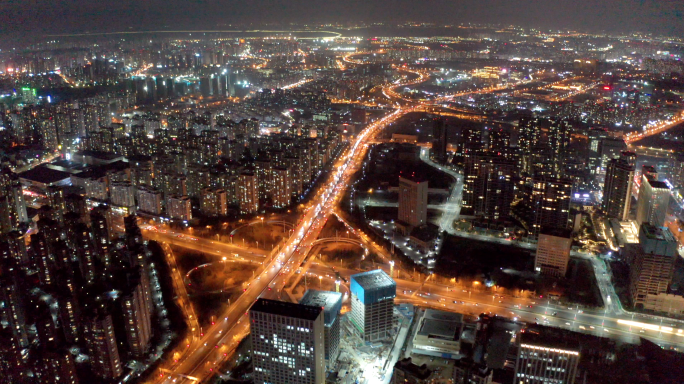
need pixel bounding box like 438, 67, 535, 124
150, 52, 684, 383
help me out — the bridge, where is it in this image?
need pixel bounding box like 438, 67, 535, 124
229, 219, 294, 236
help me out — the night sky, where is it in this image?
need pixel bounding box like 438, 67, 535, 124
0, 0, 683, 36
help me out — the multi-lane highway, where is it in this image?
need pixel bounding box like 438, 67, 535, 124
157, 99, 409, 383
152, 56, 684, 383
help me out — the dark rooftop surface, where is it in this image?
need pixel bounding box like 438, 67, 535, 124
399, 171, 427, 184
520, 325, 582, 352
648, 180, 669, 190
250, 298, 322, 321
18, 165, 72, 184
418, 309, 463, 340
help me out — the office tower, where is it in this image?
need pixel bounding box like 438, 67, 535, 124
136, 187, 163, 215
453, 359, 493, 384
630, 224, 678, 309
238, 172, 259, 214
462, 154, 516, 220
432, 118, 448, 164
121, 272, 152, 357
249, 299, 325, 384
514, 328, 580, 384
549, 119, 572, 175
587, 128, 608, 176
200, 187, 228, 216
167, 195, 192, 221
350, 269, 396, 341
598, 138, 626, 170
271, 166, 292, 208
299, 290, 343, 366
642, 165, 658, 180
82, 309, 123, 380
620, 150, 637, 168
636, 175, 670, 227
601, 158, 635, 221
534, 228, 572, 277
0, 167, 28, 234
392, 358, 431, 384
521, 177, 572, 237
398, 174, 428, 228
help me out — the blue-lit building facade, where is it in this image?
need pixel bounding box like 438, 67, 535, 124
350, 269, 396, 341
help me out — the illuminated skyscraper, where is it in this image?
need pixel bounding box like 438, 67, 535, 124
514, 327, 580, 384
534, 228, 572, 277
350, 269, 396, 341
630, 224, 677, 309
602, 158, 635, 221
636, 174, 670, 227
249, 299, 325, 384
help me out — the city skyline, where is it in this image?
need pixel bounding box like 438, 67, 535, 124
1, 1, 684, 39
1, 8, 684, 383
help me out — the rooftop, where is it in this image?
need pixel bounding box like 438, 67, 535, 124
640, 224, 677, 243
300, 290, 343, 326
539, 227, 573, 239
351, 269, 395, 290
18, 165, 72, 185
520, 325, 582, 353
646, 178, 669, 190
418, 309, 462, 340
399, 171, 427, 184
250, 298, 322, 321
394, 358, 431, 380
